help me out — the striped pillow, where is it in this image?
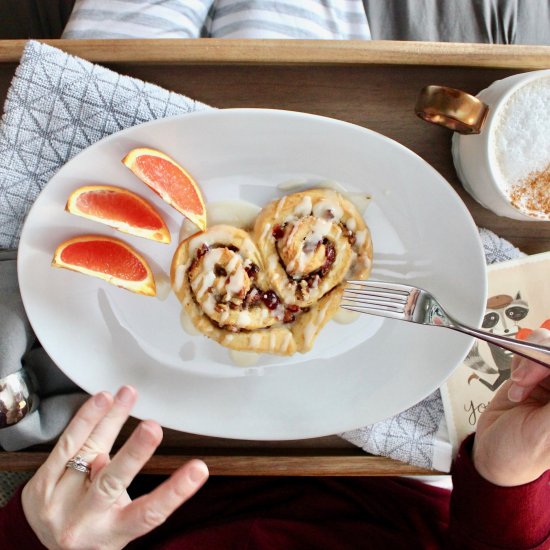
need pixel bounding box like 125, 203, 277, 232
206, 0, 371, 39
62, 0, 214, 39
63, 0, 371, 40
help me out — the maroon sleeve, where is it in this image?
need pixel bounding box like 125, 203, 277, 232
449, 433, 550, 549
0, 486, 45, 549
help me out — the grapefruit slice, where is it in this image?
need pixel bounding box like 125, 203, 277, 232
66, 185, 170, 243
122, 147, 206, 231
52, 235, 156, 296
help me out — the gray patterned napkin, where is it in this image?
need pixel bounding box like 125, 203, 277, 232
0, 40, 208, 249
0, 41, 523, 470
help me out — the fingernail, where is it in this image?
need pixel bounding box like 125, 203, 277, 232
116, 386, 135, 405
188, 461, 208, 483
508, 383, 526, 402
138, 421, 160, 443
511, 364, 528, 382
94, 392, 110, 408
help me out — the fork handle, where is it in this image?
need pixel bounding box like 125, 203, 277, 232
450, 321, 550, 369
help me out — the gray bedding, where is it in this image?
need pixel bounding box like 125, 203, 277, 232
364, 0, 550, 44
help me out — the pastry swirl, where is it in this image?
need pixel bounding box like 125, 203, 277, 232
254, 189, 372, 308
171, 225, 298, 355
171, 189, 373, 357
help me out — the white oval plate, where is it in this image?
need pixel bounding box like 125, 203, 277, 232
18, 109, 486, 440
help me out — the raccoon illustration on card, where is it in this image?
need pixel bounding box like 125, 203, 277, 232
466, 292, 529, 392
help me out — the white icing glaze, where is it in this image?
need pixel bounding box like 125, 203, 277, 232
226, 269, 245, 296
355, 230, 368, 247
155, 273, 172, 301
173, 265, 186, 292
191, 271, 216, 300
201, 247, 223, 272
276, 180, 371, 215
269, 331, 277, 352
198, 294, 216, 317
285, 221, 301, 244
229, 350, 261, 367
239, 240, 256, 258
312, 198, 343, 222
304, 321, 317, 349
277, 179, 348, 194
250, 332, 263, 348
206, 200, 261, 228
286, 250, 306, 275
273, 303, 286, 321
219, 308, 230, 325
293, 195, 312, 217
274, 196, 287, 219
307, 218, 332, 244
268, 255, 279, 273
260, 222, 272, 243
226, 253, 240, 274
333, 307, 361, 324
282, 332, 293, 352
180, 308, 200, 336
346, 217, 356, 231
237, 310, 250, 327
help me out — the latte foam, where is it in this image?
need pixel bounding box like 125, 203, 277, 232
492, 76, 550, 219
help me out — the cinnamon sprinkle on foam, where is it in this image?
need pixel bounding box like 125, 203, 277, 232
509, 164, 550, 219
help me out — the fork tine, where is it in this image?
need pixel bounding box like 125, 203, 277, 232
342, 289, 408, 305
341, 295, 406, 310
346, 280, 413, 293
341, 280, 415, 319
344, 281, 411, 300
341, 298, 405, 313
340, 304, 407, 320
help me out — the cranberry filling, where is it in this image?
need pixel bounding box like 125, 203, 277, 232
272, 224, 285, 239
261, 290, 280, 310
283, 309, 296, 324
197, 243, 209, 258
244, 263, 259, 279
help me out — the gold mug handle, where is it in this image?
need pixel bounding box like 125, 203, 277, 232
414, 85, 489, 135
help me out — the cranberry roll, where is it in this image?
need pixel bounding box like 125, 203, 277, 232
171, 225, 297, 355
253, 189, 373, 308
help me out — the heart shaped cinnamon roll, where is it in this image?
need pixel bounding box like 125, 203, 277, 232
171, 189, 373, 356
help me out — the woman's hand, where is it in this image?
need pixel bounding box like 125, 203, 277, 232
21, 386, 209, 550
472, 328, 550, 487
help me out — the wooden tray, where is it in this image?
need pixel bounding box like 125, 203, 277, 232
0, 39, 549, 476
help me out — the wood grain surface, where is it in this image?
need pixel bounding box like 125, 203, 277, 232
1, 39, 550, 69
0, 452, 433, 476
0, 40, 548, 475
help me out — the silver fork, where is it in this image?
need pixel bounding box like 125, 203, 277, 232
342, 280, 550, 369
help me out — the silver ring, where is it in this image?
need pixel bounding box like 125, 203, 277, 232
66, 455, 91, 475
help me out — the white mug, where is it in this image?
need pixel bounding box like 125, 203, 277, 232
416, 70, 550, 222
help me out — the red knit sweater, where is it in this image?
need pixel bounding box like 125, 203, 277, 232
1, 435, 548, 549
